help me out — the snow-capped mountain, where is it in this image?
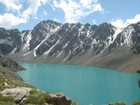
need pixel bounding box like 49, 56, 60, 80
0, 20, 140, 72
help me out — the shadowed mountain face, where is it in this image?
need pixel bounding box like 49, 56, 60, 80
0, 20, 140, 73
0, 53, 24, 81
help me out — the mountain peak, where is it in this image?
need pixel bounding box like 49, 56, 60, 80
40, 20, 61, 25
0, 20, 140, 72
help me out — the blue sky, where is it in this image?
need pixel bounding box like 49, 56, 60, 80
0, 0, 140, 30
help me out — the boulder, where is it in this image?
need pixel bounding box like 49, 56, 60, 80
137, 70, 140, 73
49, 93, 72, 105
0, 87, 32, 103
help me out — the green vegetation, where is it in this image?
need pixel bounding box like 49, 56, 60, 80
72, 102, 78, 105
132, 102, 140, 105
0, 90, 52, 105
110, 102, 140, 105
0, 93, 15, 105
112, 102, 126, 105
25, 90, 50, 105
0, 101, 16, 105
0, 70, 34, 91
0, 53, 77, 105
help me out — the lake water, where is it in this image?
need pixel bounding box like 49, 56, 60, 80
17, 63, 140, 105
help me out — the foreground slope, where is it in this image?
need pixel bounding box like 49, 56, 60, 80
0, 54, 75, 105
0, 53, 24, 81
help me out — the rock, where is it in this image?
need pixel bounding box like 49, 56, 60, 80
137, 70, 140, 73
4, 82, 8, 87
138, 78, 140, 88
49, 93, 72, 105
44, 103, 50, 105
0, 87, 32, 103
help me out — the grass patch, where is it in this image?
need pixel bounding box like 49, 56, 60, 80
0, 93, 15, 104
132, 102, 140, 105
0, 70, 35, 91
0, 101, 16, 105
25, 90, 50, 105
72, 102, 78, 105
113, 103, 126, 105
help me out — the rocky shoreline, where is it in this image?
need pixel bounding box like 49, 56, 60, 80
0, 54, 75, 105
0, 87, 72, 105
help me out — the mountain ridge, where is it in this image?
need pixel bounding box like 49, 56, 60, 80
0, 20, 140, 73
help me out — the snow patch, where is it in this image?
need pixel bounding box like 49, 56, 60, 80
33, 33, 50, 57
86, 26, 92, 37
23, 51, 31, 56
78, 26, 84, 37
10, 47, 17, 55
111, 28, 122, 44
20, 32, 26, 42
123, 26, 134, 45
63, 41, 70, 49
22, 31, 32, 50
56, 51, 63, 58
105, 28, 123, 48
73, 46, 79, 52
63, 50, 71, 61
34, 25, 62, 57
90, 39, 97, 49
33, 52, 36, 57
44, 39, 60, 55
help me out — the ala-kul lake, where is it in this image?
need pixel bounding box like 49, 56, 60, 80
17, 63, 140, 105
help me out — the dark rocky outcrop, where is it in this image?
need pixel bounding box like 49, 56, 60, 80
0, 53, 24, 72
0, 53, 24, 81
138, 78, 140, 88
0, 28, 22, 55
137, 70, 140, 73
49, 93, 72, 105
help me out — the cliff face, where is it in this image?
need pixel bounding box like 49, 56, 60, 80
0, 53, 24, 71
0, 53, 24, 81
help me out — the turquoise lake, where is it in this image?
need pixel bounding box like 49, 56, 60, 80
17, 63, 140, 105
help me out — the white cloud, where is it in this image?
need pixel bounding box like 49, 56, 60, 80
0, 0, 49, 28
111, 19, 128, 28
92, 19, 96, 24
0, 13, 26, 28
0, 0, 103, 28
40, 0, 48, 4
34, 16, 39, 19
53, 0, 104, 23
51, 4, 56, 11
126, 14, 140, 24
111, 14, 140, 28
0, 0, 22, 12
22, 0, 48, 19
43, 10, 48, 16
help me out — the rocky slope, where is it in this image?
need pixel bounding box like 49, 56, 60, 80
0, 54, 75, 105
0, 53, 24, 81
0, 20, 140, 72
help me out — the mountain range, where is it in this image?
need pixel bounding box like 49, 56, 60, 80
0, 20, 140, 73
